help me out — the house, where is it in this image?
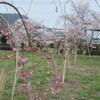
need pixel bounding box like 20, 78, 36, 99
89, 38, 100, 50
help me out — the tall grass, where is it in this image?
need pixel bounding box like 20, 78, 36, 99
0, 68, 8, 100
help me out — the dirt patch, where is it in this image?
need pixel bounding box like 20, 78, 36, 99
63, 79, 82, 100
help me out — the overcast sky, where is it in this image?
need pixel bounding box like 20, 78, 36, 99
0, 0, 100, 27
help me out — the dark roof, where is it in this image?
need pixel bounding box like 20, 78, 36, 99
91, 38, 100, 44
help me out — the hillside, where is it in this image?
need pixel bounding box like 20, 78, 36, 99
0, 13, 28, 23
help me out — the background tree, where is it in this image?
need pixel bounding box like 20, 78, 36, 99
62, 1, 100, 54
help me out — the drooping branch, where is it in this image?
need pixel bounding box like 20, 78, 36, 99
0, 1, 31, 47
0, 16, 16, 47
0, 16, 8, 27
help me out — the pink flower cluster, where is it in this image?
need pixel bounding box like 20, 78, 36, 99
19, 56, 28, 62
19, 51, 63, 99
33, 49, 40, 54
20, 71, 33, 78
22, 82, 30, 87
47, 55, 53, 59
24, 46, 32, 52
55, 81, 64, 87
6, 37, 13, 45
51, 81, 64, 95
27, 26, 35, 31
55, 72, 61, 80
1, 54, 13, 59
67, 27, 82, 41
12, 48, 18, 51
1, 30, 9, 35
31, 93, 38, 98
7, 41, 13, 45
35, 81, 40, 85
47, 61, 53, 64
51, 87, 61, 95
6, 54, 13, 58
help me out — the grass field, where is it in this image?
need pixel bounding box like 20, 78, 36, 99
0, 51, 100, 100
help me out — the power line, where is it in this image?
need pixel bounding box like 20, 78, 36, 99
10, 1, 65, 4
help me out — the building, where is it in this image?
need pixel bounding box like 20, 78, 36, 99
89, 38, 100, 50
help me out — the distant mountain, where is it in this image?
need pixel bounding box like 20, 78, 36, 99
0, 13, 28, 23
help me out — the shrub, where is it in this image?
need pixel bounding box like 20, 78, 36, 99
86, 50, 100, 55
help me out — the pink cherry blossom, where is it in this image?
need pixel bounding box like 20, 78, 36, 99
51, 87, 60, 95
6, 55, 12, 58
18, 34, 24, 39
0, 24, 2, 27
27, 27, 35, 31
6, 41, 13, 45
1, 30, 9, 35
47, 61, 53, 64
6, 37, 10, 40
54, 65, 59, 67
42, 92, 47, 97
19, 57, 28, 62
35, 81, 40, 85
20, 71, 32, 78
55, 81, 64, 87
31, 93, 38, 98
33, 49, 40, 54
12, 48, 18, 51
47, 71, 50, 74
22, 82, 30, 87
55, 73, 61, 80
24, 46, 31, 52
47, 55, 53, 59
1, 56, 5, 59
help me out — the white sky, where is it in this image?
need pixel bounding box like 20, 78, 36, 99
0, 0, 100, 27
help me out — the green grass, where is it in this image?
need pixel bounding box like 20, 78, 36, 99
76, 55, 100, 67
0, 51, 100, 100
